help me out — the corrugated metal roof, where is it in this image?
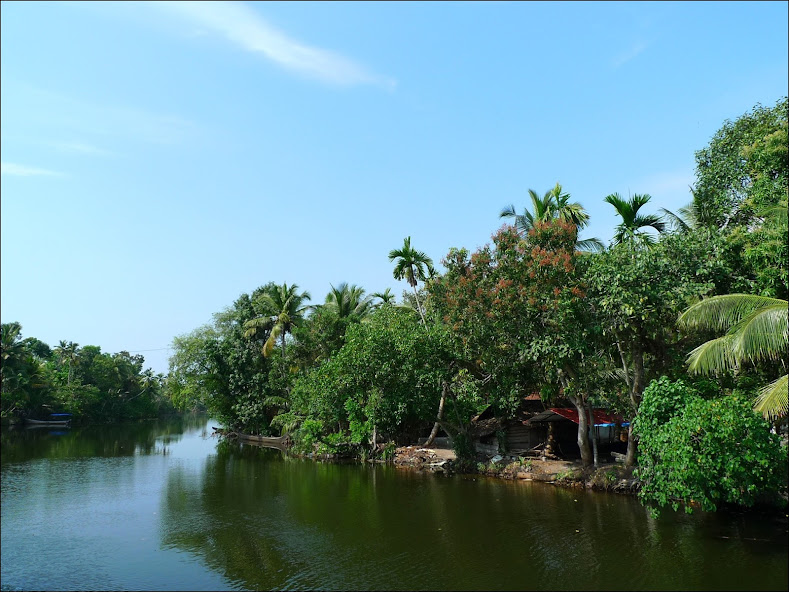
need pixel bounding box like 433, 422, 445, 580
531, 408, 625, 426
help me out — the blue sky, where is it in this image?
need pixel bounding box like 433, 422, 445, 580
2, 1, 787, 375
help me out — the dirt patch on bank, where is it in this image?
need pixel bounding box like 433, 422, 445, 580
393, 445, 640, 493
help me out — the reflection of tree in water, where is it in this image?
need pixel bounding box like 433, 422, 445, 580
0, 415, 207, 465
158, 442, 789, 591
160, 440, 302, 590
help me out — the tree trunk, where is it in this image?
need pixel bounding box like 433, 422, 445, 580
625, 343, 645, 467
544, 422, 556, 458
571, 395, 593, 467
412, 284, 426, 324
586, 398, 599, 467
423, 381, 447, 447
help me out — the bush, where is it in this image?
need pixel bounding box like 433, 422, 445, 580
635, 377, 787, 513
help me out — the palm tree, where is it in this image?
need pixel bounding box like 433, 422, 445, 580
604, 192, 666, 246
54, 340, 79, 385
501, 183, 603, 252
389, 237, 435, 324
500, 187, 556, 235
1, 322, 27, 394
243, 283, 311, 357
678, 294, 788, 420
323, 283, 374, 319
371, 288, 396, 306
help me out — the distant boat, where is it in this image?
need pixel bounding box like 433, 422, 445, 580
25, 413, 72, 427
212, 426, 289, 448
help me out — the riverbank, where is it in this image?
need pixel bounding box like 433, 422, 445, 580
392, 444, 640, 494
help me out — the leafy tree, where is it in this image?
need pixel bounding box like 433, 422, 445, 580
289, 305, 460, 451
693, 97, 788, 229
723, 199, 788, 299
169, 292, 278, 433
634, 377, 786, 513
432, 220, 600, 465
678, 294, 788, 420
603, 192, 666, 246
584, 229, 728, 465
389, 237, 435, 324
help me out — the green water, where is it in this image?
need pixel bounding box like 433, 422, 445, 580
1, 416, 787, 591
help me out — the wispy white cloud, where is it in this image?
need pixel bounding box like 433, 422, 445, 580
612, 41, 649, 68
1, 162, 62, 177
153, 1, 396, 89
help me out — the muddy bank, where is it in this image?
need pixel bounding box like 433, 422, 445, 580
392, 445, 641, 494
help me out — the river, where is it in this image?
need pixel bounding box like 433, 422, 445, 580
1, 416, 786, 591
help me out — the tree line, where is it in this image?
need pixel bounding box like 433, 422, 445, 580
168, 97, 787, 512
5, 97, 784, 513
1, 327, 174, 422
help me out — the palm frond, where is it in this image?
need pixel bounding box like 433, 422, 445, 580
633, 214, 666, 234
500, 204, 517, 219
576, 237, 605, 253
659, 207, 691, 233
729, 303, 789, 365
243, 316, 273, 339
753, 374, 788, 421
678, 295, 785, 333
686, 334, 738, 375
604, 193, 633, 223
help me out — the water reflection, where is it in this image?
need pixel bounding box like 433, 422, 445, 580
2, 417, 786, 592
0, 414, 207, 465
159, 440, 788, 591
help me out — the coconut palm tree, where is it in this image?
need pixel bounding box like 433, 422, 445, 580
323, 283, 374, 319
604, 192, 666, 246
54, 340, 79, 386
243, 283, 311, 357
389, 237, 435, 324
678, 294, 788, 420
1, 322, 26, 394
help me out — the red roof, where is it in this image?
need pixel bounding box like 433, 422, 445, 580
549, 408, 624, 426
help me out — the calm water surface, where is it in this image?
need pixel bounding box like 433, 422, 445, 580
1, 416, 787, 591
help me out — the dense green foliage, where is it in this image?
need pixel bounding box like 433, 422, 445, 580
1, 322, 172, 422
694, 97, 787, 229
154, 97, 789, 513
634, 377, 786, 513
286, 306, 468, 453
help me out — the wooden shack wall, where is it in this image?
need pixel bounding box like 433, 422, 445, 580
505, 423, 546, 451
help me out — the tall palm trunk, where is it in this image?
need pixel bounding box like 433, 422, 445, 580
411, 283, 426, 324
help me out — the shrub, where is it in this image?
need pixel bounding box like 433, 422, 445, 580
635, 377, 787, 513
